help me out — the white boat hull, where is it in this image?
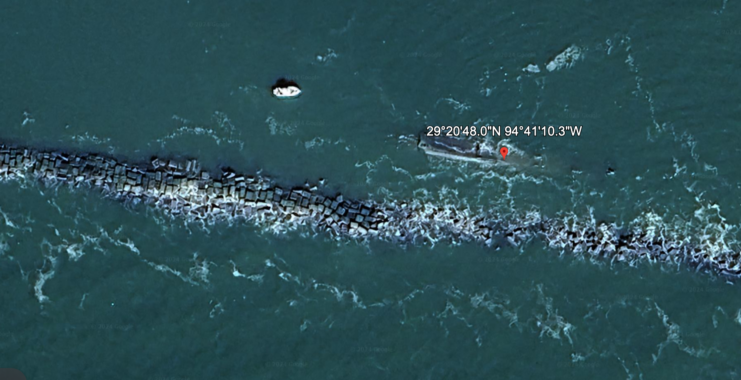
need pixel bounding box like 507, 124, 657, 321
272, 86, 302, 99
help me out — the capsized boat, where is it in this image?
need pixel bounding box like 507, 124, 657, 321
272, 78, 302, 99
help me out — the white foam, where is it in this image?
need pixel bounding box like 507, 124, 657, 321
652, 302, 719, 364
209, 300, 224, 318
533, 283, 575, 345
470, 292, 520, 328
316, 48, 338, 63
143, 259, 199, 286
21, 111, 35, 127
158, 112, 244, 149
436, 97, 472, 114
312, 282, 366, 309
188, 252, 214, 284
266, 115, 297, 136
33, 255, 57, 304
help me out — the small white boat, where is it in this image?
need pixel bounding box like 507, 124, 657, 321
272, 86, 301, 98
272, 83, 301, 99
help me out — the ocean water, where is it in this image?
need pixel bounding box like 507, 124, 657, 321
2, 0, 741, 379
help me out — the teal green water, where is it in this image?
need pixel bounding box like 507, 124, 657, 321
2, 1, 741, 379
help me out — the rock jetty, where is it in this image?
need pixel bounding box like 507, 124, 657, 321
1, 143, 739, 278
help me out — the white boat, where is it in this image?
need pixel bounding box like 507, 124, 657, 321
272, 85, 301, 99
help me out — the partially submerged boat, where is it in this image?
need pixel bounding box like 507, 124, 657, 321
271, 78, 302, 99
417, 133, 544, 170
417, 134, 498, 164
